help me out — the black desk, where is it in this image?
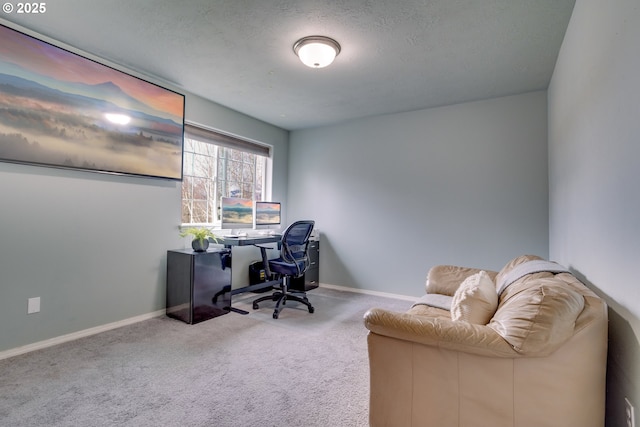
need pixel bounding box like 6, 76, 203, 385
166, 235, 283, 323
218, 234, 281, 247
218, 234, 282, 297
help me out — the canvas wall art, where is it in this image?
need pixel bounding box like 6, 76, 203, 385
0, 24, 185, 180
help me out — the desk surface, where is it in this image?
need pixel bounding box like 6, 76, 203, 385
218, 234, 281, 247
168, 247, 231, 255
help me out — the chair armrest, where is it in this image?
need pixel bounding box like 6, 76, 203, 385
364, 308, 516, 357
426, 265, 498, 296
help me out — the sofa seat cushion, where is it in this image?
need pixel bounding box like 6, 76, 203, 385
407, 304, 451, 319
451, 270, 498, 324
489, 279, 585, 355
412, 293, 453, 311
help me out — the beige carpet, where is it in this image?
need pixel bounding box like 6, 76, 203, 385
0, 287, 412, 427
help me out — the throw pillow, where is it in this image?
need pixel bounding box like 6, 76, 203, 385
451, 270, 498, 324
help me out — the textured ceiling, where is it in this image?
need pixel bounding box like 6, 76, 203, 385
3, 0, 576, 130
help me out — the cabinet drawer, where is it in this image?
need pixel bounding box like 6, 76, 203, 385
306, 267, 319, 283
308, 242, 319, 264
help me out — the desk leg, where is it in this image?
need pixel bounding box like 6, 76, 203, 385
219, 279, 281, 315
228, 307, 250, 315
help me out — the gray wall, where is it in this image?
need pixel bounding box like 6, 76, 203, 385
548, 0, 639, 424
288, 91, 549, 296
0, 24, 288, 353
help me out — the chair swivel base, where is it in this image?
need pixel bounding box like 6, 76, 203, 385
252, 291, 315, 319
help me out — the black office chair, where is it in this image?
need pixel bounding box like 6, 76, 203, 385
252, 220, 316, 319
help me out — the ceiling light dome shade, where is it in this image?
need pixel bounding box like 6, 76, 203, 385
293, 36, 341, 68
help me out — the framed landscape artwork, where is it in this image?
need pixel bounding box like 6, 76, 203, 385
0, 23, 185, 180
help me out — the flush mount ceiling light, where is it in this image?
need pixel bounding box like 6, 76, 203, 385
293, 36, 341, 68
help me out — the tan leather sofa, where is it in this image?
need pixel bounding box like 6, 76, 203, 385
364, 255, 608, 427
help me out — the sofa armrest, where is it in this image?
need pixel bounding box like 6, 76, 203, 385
426, 265, 498, 295
364, 307, 516, 357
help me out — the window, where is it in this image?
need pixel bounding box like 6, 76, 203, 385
181, 124, 270, 226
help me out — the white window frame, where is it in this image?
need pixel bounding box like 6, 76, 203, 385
181, 123, 271, 228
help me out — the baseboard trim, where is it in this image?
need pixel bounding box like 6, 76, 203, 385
1, 284, 415, 361
319, 283, 417, 302
0, 309, 166, 361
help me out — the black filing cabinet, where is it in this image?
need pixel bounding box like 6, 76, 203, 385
291, 240, 319, 291
166, 248, 232, 324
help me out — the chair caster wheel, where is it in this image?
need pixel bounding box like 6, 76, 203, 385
273, 312, 279, 319
253, 303, 259, 310
308, 307, 315, 314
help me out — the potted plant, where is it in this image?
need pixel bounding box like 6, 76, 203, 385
180, 227, 220, 252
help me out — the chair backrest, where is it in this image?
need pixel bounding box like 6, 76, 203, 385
280, 220, 315, 276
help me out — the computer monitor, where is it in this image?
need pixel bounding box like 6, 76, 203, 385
220, 197, 254, 229
255, 201, 281, 229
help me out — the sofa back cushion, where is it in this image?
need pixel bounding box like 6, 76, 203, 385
489, 279, 585, 355
451, 270, 498, 325
494, 254, 543, 291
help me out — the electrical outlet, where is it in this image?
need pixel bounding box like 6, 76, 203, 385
626, 397, 636, 427
27, 297, 40, 314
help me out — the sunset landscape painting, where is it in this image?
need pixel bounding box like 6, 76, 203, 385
0, 24, 185, 180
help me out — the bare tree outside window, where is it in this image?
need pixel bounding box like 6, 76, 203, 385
181, 136, 266, 225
